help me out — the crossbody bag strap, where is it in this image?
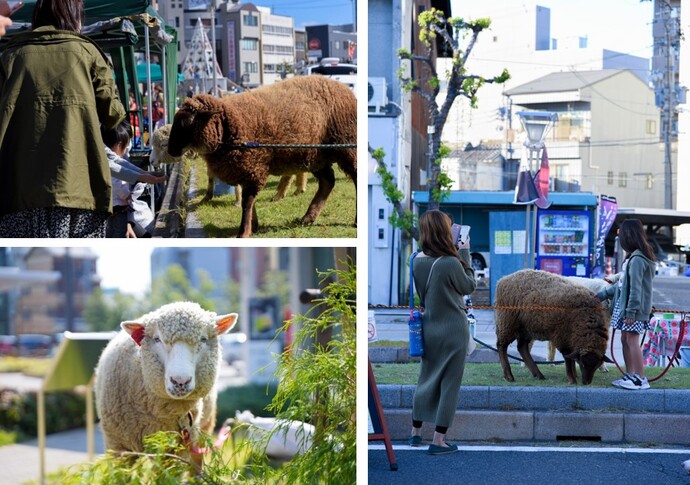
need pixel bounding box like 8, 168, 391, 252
420, 257, 442, 307
409, 251, 418, 315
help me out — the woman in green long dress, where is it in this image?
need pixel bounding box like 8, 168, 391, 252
409, 210, 476, 455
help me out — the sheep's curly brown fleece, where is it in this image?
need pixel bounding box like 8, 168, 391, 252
180, 76, 356, 189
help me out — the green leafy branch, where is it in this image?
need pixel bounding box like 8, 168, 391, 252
370, 146, 419, 241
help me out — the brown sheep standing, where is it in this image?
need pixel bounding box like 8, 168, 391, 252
167, 76, 356, 237
149, 125, 306, 206
495, 269, 612, 385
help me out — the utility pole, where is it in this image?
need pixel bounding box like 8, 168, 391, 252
651, 0, 681, 209
662, 1, 675, 209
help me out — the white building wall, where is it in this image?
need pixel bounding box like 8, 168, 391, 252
438, 1, 648, 149
368, 0, 414, 305
258, 7, 296, 85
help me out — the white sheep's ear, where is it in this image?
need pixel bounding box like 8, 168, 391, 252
122, 321, 146, 346
215, 313, 238, 335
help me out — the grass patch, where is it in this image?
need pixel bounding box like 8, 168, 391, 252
0, 356, 52, 377
368, 340, 407, 348
372, 362, 690, 389
187, 157, 356, 238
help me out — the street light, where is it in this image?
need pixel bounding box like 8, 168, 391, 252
516, 111, 557, 150
514, 110, 557, 269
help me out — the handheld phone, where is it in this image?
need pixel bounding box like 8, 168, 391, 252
0, 1, 24, 16
452, 223, 471, 246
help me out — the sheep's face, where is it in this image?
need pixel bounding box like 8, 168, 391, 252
150, 124, 181, 167
168, 97, 223, 157
122, 302, 238, 400
566, 351, 614, 385
168, 108, 197, 157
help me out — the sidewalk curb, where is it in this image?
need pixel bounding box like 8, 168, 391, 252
378, 385, 690, 445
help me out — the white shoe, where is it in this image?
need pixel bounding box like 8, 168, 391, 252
611, 373, 632, 388
619, 373, 650, 390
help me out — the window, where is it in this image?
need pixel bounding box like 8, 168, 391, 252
335, 41, 341, 50
263, 44, 293, 55
646, 120, 657, 135
242, 62, 258, 74
607, 171, 614, 185
262, 25, 293, 36
264, 64, 276, 73
243, 14, 258, 27
618, 172, 627, 188
175, 17, 180, 28
241, 39, 258, 50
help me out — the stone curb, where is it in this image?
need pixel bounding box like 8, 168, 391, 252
152, 162, 184, 238
382, 408, 690, 445
378, 384, 690, 413
378, 385, 690, 445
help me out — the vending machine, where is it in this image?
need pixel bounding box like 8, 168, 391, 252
536, 210, 591, 277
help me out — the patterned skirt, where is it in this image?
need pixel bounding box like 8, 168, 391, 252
0, 207, 108, 238
610, 299, 650, 334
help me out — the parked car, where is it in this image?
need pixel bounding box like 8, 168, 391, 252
16, 334, 52, 357
647, 233, 685, 265
0, 335, 17, 356
221, 332, 247, 364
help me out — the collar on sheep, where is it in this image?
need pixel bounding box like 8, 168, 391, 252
180, 411, 232, 456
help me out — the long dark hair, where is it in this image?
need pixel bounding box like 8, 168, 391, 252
619, 219, 655, 261
32, 0, 84, 32
418, 210, 461, 262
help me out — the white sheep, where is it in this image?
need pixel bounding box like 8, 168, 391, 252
94, 301, 238, 452
233, 410, 314, 460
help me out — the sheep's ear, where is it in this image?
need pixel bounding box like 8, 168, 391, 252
565, 351, 580, 361
122, 321, 146, 346
196, 109, 223, 117
215, 313, 238, 335
602, 354, 614, 363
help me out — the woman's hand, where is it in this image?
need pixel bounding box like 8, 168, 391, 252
458, 235, 471, 250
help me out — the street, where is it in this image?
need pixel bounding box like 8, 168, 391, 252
368, 444, 690, 484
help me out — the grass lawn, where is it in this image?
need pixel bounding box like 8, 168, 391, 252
372, 362, 690, 389
187, 157, 357, 238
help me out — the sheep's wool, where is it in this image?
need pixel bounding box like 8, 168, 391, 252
94, 302, 230, 452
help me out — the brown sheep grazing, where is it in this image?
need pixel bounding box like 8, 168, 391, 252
167, 76, 357, 237
495, 269, 613, 385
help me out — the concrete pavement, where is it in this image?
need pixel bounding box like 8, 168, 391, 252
0, 427, 105, 485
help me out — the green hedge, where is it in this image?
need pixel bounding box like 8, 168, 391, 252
0, 389, 86, 439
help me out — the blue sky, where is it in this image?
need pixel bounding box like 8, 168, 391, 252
264, 0, 356, 29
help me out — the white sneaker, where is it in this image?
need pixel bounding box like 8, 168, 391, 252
619, 373, 650, 390
611, 373, 632, 388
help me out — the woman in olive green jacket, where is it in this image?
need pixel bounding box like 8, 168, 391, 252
0, 0, 126, 237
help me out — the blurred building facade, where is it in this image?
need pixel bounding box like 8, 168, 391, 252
6, 248, 99, 335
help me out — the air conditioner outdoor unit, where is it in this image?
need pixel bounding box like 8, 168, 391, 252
368, 77, 388, 114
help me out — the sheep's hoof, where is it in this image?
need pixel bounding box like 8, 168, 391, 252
271, 194, 284, 202
503, 375, 515, 382
233, 201, 242, 207
201, 193, 213, 203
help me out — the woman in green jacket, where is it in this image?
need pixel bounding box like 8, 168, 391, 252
0, 0, 126, 237
409, 210, 476, 455
596, 219, 656, 390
